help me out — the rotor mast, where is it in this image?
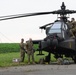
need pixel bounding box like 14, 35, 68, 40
59, 2, 67, 22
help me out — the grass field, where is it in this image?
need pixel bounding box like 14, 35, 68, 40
0, 43, 20, 53
0, 52, 56, 67
0, 43, 56, 67
0, 43, 38, 53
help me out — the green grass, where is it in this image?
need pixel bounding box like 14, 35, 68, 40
0, 43, 56, 67
0, 52, 19, 67
0, 51, 56, 67
0, 43, 38, 53
0, 43, 20, 53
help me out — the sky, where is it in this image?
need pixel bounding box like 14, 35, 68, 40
0, 0, 76, 43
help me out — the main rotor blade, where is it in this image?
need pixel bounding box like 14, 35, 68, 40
0, 12, 53, 21
52, 10, 76, 15
0, 9, 76, 21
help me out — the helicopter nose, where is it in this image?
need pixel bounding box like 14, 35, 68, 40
46, 38, 58, 46
52, 38, 58, 46
42, 38, 58, 48
40, 37, 58, 49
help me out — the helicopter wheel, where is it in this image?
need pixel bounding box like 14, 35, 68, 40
73, 59, 76, 63
72, 56, 76, 63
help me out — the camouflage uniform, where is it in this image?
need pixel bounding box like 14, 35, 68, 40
20, 38, 25, 62
25, 38, 35, 64
70, 19, 76, 37
57, 58, 63, 65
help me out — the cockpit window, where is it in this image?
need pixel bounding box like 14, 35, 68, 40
48, 22, 61, 34
62, 23, 68, 30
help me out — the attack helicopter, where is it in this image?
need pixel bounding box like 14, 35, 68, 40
0, 2, 76, 63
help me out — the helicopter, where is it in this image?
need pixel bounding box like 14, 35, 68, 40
0, 2, 76, 63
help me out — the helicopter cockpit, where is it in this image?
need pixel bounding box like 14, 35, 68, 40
46, 20, 68, 40
48, 21, 61, 34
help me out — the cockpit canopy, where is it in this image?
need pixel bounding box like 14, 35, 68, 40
46, 21, 69, 39
47, 21, 68, 35
48, 22, 61, 34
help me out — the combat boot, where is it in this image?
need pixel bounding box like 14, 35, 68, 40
32, 62, 36, 65
28, 62, 30, 65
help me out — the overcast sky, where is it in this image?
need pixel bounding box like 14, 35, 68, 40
0, 0, 76, 43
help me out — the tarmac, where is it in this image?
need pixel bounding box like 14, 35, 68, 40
0, 64, 76, 75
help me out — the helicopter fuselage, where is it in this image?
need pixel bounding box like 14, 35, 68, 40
38, 20, 76, 63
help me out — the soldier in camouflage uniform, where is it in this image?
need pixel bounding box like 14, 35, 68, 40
57, 58, 63, 65
25, 38, 35, 64
20, 38, 25, 62
70, 18, 76, 38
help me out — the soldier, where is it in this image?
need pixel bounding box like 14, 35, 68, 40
25, 38, 35, 64
20, 38, 25, 62
57, 58, 63, 65
70, 18, 76, 38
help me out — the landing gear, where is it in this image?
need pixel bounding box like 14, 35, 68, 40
44, 52, 51, 64
37, 49, 44, 55
73, 38, 76, 63
72, 56, 76, 63
37, 41, 44, 55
